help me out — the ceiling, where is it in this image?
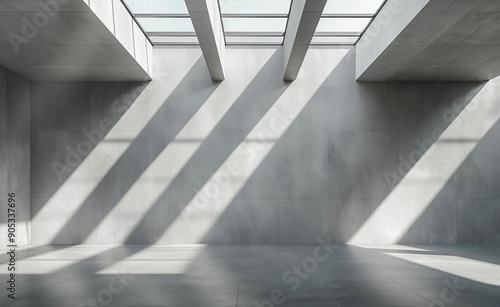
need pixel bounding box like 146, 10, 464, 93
357, 0, 500, 81
0, 0, 151, 81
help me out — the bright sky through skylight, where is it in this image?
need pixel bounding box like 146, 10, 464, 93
122, 0, 388, 45
324, 0, 386, 15
123, 0, 188, 14
316, 18, 372, 34
137, 18, 195, 33
223, 18, 288, 33
219, 0, 292, 14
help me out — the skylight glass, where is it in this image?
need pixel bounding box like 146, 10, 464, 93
149, 36, 199, 45
313, 0, 387, 45
311, 36, 358, 45
123, 0, 188, 14
136, 18, 195, 34
220, 0, 292, 14
316, 18, 372, 35
220, 0, 292, 45
323, 0, 386, 15
122, 0, 388, 46
223, 18, 288, 34
226, 36, 284, 45
122, 0, 194, 45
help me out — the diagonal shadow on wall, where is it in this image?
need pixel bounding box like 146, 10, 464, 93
195, 49, 487, 244
123, 50, 290, 243
31, 80, 148, 217
403, 116, 500, 246
31, 46, 491, 248
48, 57, 220, 243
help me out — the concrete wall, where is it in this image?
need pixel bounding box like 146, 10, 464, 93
0, 66, 30, 248
29, 47, 500, 245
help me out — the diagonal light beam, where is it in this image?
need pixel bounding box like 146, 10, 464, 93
157, 51, 347, 243
349, 83, 500, 244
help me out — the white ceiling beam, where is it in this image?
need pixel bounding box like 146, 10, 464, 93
283, 0, 327, 81
185, 0, 225, 81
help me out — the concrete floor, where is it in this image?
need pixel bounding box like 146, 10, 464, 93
1, 245, 500, 306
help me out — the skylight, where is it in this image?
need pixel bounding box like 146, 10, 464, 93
220, 0, 292, 45
122, 0, 387, 46
122, 0, 198, 45
314, 0, 387, 45
123, 0, 189, 14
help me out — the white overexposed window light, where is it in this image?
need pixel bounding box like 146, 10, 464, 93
323, 0, 386, 15
316, 18, 372, 35
311, 36, 359, 45
219, 0, 292, 14
223, 18, 288, 34
312, 0, 386, 45
123, 0, 188, 14
136, 18, 195, 34
220, 0, 292, 45
225, 36, 284, 45
122, 0, 195, 45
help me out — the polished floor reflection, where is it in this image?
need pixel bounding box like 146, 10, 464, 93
1, 245, 500, 306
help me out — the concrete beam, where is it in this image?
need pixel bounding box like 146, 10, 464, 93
0, 0, 151, 81
283, 0, 327, 81
356, 0, 500, 81
185, 0, 225, 81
